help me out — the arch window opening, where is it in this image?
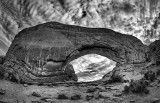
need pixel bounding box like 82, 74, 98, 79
70, 54, 117, 82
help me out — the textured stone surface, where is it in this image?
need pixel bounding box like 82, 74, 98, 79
3, 22, 147, 83
148, 40, 160, 65
105, 39, 160, 82
106, 61, 160, 82
64, 64, 78, 81
108, 64, 145, 82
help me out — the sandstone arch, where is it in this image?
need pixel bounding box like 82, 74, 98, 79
3, 22, 147, 84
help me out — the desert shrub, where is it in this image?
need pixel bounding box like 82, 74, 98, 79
144, 70, 157, 82
0, 56, 5, 64
156, 61, 160, 66
123, 80, 149, 94
109, 74, 124, 83
157, 69, 160, 76
123, 85, 130, 93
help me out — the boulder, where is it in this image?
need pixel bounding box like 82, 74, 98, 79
64, 64, 78, 81
3, 22, 147, 83
70, 94, 81, 100
0, 88, 6, 95
57, 94, 69, 99
32, 92, 41, 97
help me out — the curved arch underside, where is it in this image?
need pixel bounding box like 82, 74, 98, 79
70, 54, 116, 82
65, 46, 125, 65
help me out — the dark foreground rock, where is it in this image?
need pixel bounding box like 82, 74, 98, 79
2, 22, 147, 84
57, 94, 69, 99
64, 64, 78, 81
0, 101, 5, 103
32, 92, 41, 97
70, 94, 81, 100
0, 88, 6, 95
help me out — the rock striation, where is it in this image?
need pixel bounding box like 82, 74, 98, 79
3, 22, 147, 84
103, 39, 160, 82
148, 40, 160, 65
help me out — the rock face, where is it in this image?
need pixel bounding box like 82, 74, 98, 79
148, 40, 160, 65
3, 22, 147, 84
108, 64, 146, 82
103, 39, 160, 82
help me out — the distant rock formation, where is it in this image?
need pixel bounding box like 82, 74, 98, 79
2, 22, 147, 84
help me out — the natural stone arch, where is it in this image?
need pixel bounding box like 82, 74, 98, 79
60, 47, 120, 82
63, 46, 125, 68
3, 22, 147, 84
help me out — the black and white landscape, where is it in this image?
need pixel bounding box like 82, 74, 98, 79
0, 0, 160, 103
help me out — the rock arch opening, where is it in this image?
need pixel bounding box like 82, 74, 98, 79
69, 54, 117, 82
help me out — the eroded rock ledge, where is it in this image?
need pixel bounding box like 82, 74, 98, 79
0, 22, 153, 84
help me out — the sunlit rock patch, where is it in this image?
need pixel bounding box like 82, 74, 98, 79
70, 54, 116, 82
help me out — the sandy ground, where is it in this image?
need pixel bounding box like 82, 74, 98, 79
0, 78, 160, 103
